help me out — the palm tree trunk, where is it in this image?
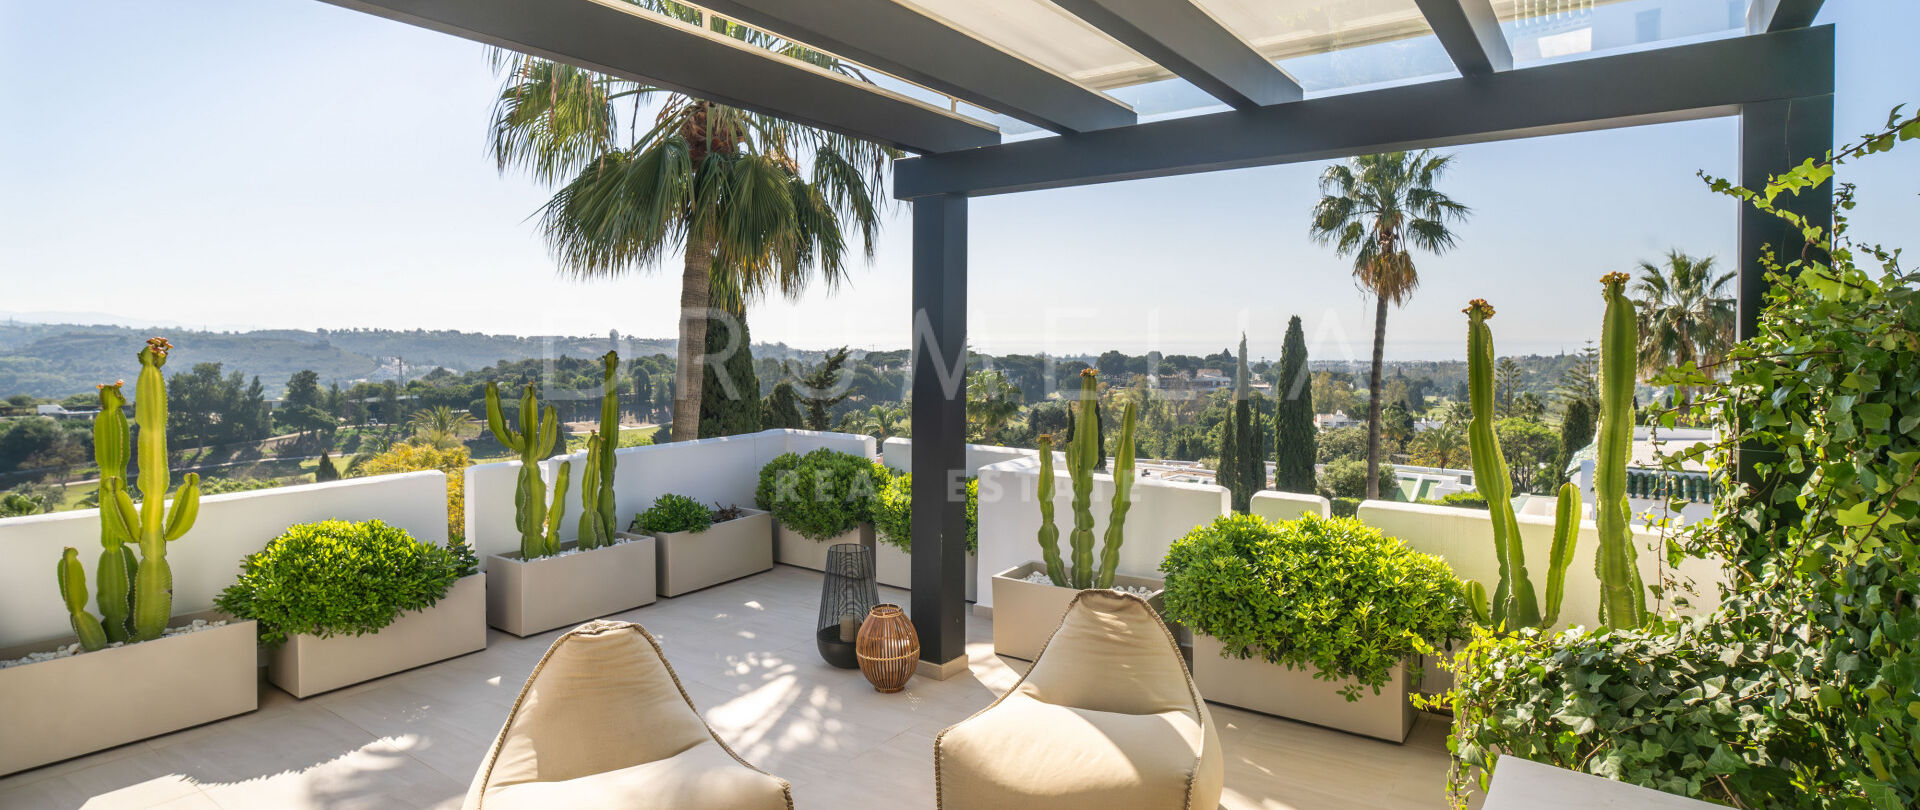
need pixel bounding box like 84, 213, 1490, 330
672, 225, 715, 442
1365, 293, 1389, 500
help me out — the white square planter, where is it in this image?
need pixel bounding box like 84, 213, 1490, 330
774, 522, 872, 572
629, 508, 774, 597
1190, 632, 1414, 743
989, 561, 1166, 662
268, 574, 488, 698
873, 541, 979, 600
487, 537, 657, 637
0, 612, 258, 776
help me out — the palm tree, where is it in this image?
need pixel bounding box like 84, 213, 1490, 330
1410, 422, 1468, 469
407, 406, 479, 451
1632, 250, 1734, 409
1310, 151, 1471, 499
487, 11, 893, 442
840, 404, 907, 443
965, 370, 1024, 443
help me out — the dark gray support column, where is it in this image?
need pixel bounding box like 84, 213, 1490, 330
1734, 94, 1831, 492
909, 194, 968, 668
1737, 95, 1833, 341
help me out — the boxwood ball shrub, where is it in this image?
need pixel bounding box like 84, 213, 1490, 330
216, 519, 468, 646
1161, 513, 1469, 700
873, 470, 978, 554
755, 449, 889, 541
632, 493, 715, 534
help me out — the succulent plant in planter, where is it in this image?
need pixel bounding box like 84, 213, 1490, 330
1036, 368, 1137, 589
632, 493, 715, 535
576, 351, 621, 550
1163, 513, 1468, 702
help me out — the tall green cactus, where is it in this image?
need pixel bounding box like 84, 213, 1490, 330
58, 338, 200, 650
1594, 273, 1647, 628
125, 338, 200, 641
1462, 303, 1574, 631
1035, 434, 1066, 586
1036, 369, 1138, 589
91, 381, 137, 643
486, 381, 569, 559
577, 351, 620, 550
59, 548, 107, 650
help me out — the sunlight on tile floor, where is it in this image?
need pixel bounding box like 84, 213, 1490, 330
0, 566, 1451, 810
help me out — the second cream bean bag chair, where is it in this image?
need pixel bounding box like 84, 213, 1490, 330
463, 619, 792, 810
937, 590, 1224, 809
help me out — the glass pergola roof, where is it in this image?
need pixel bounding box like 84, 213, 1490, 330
326, 0, 1810, 155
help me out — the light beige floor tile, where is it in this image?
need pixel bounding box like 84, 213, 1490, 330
1, 566, 1451, 810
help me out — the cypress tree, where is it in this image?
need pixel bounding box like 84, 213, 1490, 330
1243, 395, 1267, 498
1273, 315, 1317, 493
1217, 399, 1239, 499
1220, 334, 1260, 512
314, 452, 340, 483
698, 306, 763, 438
1554, 398, 1596, 485
762, 381, 805, 429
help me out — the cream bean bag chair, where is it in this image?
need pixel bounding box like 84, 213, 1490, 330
937, 590, 1224, 810
463, 620, 792, 810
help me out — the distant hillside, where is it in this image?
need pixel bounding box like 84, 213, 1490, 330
0, 322, 675, 399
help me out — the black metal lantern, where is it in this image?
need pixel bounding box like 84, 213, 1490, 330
816, 543, 878, 669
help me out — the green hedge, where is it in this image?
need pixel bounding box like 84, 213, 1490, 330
872, 470, 978, 554
216, 519, 468, 646
631, 493, 714, 534
1161, 513, 1469, 699
755, 449, 889, 541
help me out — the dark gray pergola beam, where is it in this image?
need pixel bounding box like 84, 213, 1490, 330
1749, 0, 1827, 32
1414, 0, 1513, 75
697, 0, 1134, 134
314, 0, 998, 154
1051, 0, 1302, 109
895, 25, 1833, 198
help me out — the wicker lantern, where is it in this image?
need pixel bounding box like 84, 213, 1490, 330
816, 543, 878, 669
856, 604, 918, 693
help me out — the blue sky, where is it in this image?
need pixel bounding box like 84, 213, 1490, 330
1, 1, 1913, 362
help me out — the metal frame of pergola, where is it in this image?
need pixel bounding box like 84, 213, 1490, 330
321, 0, 1833, 673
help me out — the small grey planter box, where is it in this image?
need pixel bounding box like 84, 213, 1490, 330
268, 574, 488, 698
1191, 632, 1414, 743
487, 537, 657, 637
0, 612, 257, 776
989, 561, 1166, 662
873, 541, 979, 600
774, 522, 872, 572
630, 508, 774, 597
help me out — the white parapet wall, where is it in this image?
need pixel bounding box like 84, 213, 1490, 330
974, 455, 1229, 609
467, 429, 876, 567
1356, 500, 1725, 631
878, 437, 1036, 475
0, 471, 450, 649
1250, 491, 1331, 523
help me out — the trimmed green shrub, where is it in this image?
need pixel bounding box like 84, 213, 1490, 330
216, 519, 468, 646
1317, 458, 1397, 500
1417, 491, 1489, 510
873, 470, 978, 554
1329, 497, 1360, 518
632, 493, 714, 534
1161, 513, 1469, 699
755, 449, 888, 541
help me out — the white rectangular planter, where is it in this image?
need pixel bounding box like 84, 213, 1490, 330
487, 537, 657, 637
268, 574, 488, 698
630, 508, 774, 597
989, 561, 1166, 662
774, 522, 872, 572
874, 541, 979, 601
0, 612, 258, 776
1190, 632, 1414, 743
